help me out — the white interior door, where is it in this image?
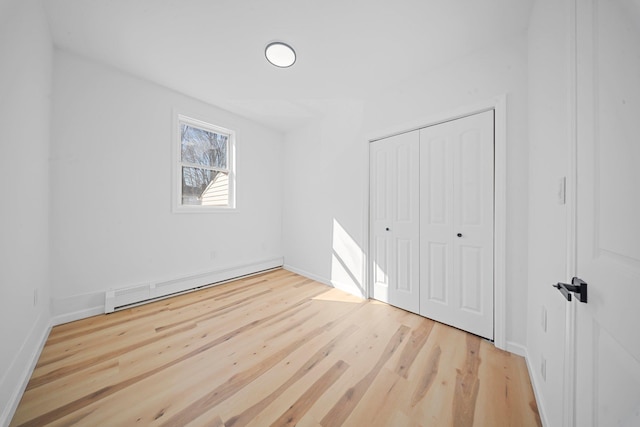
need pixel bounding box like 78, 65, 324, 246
573, 0, 640, 425
370, 131, 420, 314
419, 110, 494, 340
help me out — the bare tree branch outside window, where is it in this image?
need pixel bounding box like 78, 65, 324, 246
180, 123, 229, 205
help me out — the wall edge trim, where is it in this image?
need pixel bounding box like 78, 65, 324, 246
0, 312, 51, 427
523, 345, 550, 427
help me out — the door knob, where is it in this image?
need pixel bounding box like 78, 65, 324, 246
386, 227, 390, 231
457, 233, 462, 237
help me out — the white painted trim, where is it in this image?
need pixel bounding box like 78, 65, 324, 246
107, 257, 284, 313
563, 300, 577, 427
362, 136, 372, 299
524, 347, 551, 427
52, 306, 104, 327
563, 1, 578, 426
0, 312, 51, 427
283, 264, 334, 288
493, 95, 508, 351
50, 258, 283, 325
506, 341, 528, 358
172, 108, 238, 213
365, 95, 508, 350
51, 290, 104, 323
365, 97, 504, 142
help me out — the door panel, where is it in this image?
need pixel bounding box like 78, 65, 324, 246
427, 136, 448, 225
460, 245, 482, 313
420, 110, 494, 340
421, 124, 454, 316
374, 150, 388, 221
373, 236, 389, 294
371, 131, 420, 314
396, 144, 413, 221
427, 242, 448, 304
396, 239, 413, 292
574, 0, 640, 425
460, 130, 483, 226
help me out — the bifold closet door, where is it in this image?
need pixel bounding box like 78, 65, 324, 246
419, 110, 494, 340
370, 131, 420, 314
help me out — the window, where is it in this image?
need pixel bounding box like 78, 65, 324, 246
175, 114, 235, 211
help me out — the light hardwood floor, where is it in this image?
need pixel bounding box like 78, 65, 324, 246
11, 269, 541, 426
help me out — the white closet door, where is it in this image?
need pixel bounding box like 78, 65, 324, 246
370, 131, 420, 314
419, 110, 494, 340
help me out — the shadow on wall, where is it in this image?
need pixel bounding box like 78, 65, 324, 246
331, 218, 366, 298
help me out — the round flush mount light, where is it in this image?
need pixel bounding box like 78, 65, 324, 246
265, 42, 296, 68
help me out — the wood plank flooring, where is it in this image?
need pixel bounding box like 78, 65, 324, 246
11, 269, 541, 426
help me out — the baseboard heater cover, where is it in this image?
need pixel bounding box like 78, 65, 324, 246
104, 258, 283, 313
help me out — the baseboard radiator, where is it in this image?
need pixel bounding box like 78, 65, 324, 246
104, 258, 283, 313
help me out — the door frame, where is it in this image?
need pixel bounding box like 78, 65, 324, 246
363, 95, 508, 350
563, 0, 581, 424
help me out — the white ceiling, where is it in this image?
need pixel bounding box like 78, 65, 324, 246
44, 0, 534, 132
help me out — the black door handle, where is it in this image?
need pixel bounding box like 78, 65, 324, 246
457, 233, 462, 237
553, 277, 588, 303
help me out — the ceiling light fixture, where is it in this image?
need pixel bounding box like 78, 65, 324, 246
265, 42, 296, 68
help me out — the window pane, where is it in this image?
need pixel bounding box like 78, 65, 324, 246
181, 123, 228, 169
182, 167, 229, 206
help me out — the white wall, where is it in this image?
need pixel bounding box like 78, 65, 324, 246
283, 34, 530, 348
527, 0, 573, 425
50, 51, 284, 319
0, 0, 53, 423
282, 100, 366, 296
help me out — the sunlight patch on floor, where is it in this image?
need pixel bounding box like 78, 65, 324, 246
312, 288, 365, 303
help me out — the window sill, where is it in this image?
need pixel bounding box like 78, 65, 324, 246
172, 205, 238, 214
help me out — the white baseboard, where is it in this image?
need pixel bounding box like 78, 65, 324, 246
283, 264, 333, 288
506, 340, 527, 357
52, 306, 104, 327
282, 264, 369, 301
105, 257, 284, 313
0, 312, 51, 427
52, 291, 104, 326
522, 347, 549, 427
52, 257, 284, 324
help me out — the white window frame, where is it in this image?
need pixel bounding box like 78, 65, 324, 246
173, 113, 236, 213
